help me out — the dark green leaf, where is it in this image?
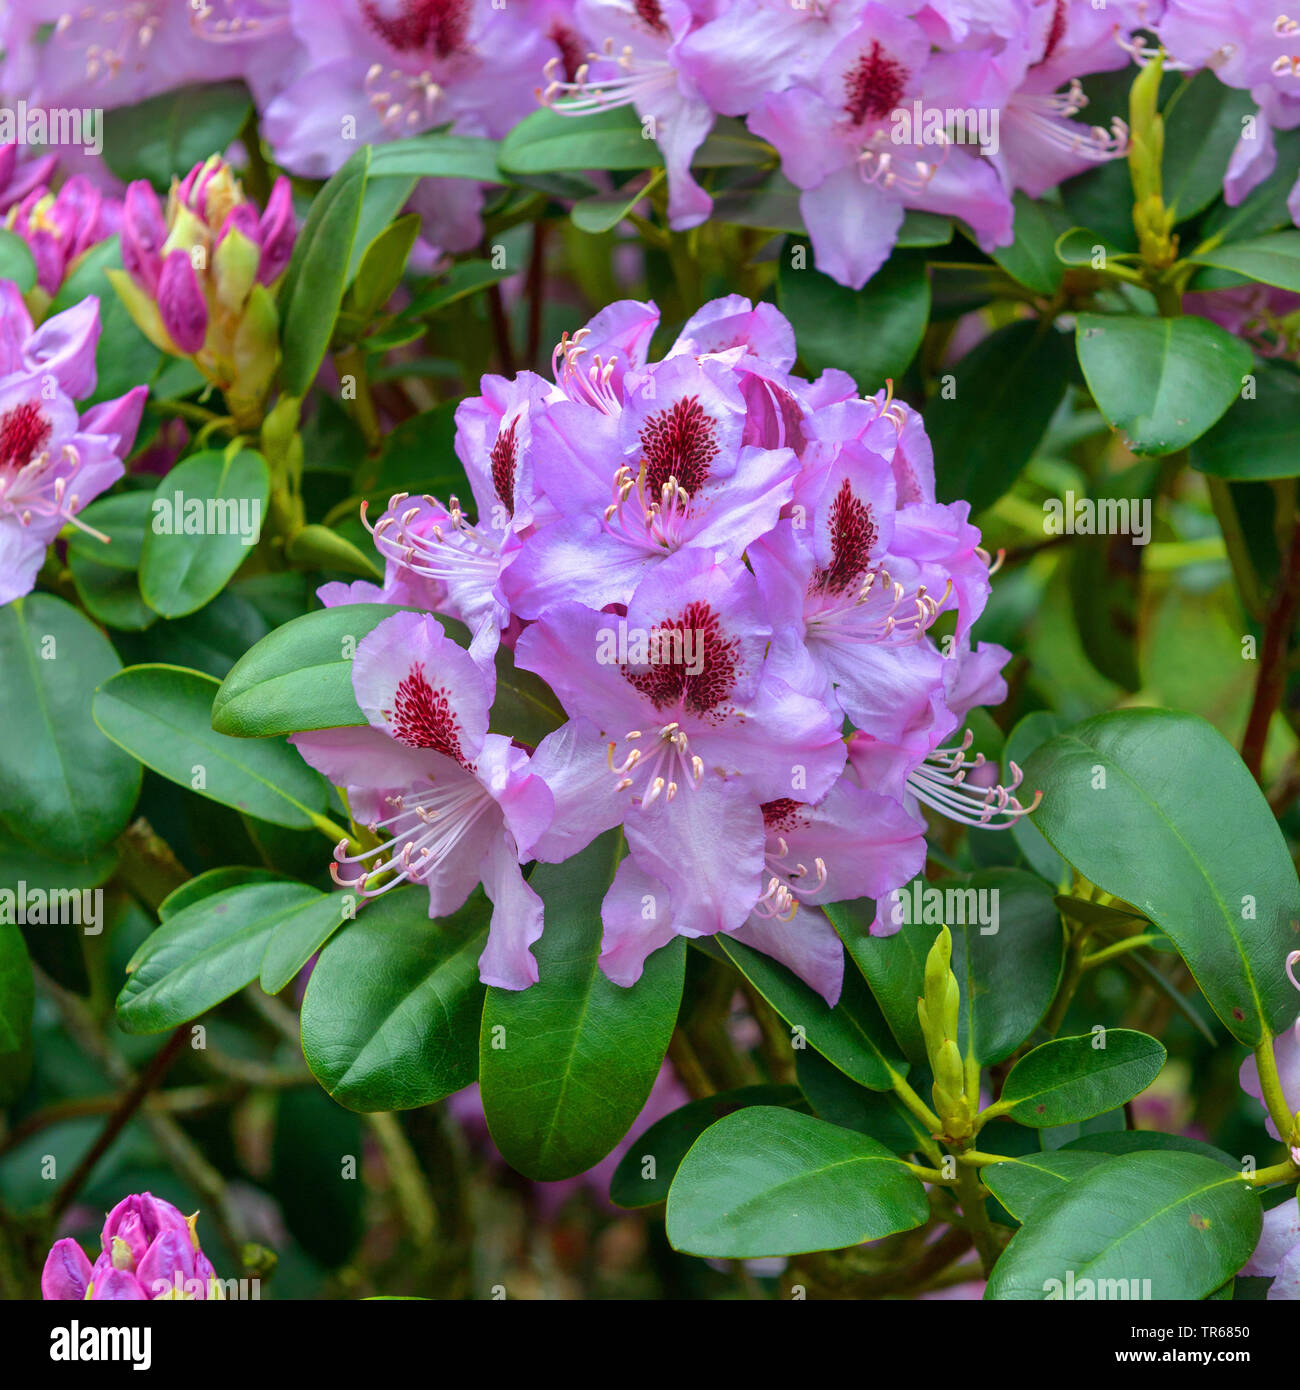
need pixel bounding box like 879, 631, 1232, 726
0, 921, 34, 1105
301, 886, 488, 1111
1074, 313, 1253, 455
212, 604, 468, 738
718, 933, 907, 1090
985, 1151, 1261, 1300
279, 148, 370, 396
1188, 232, 1300, 293
1162, 72, 1256, 222
0, 595, 140, 858
992, 194, 1071, 295
993, 1029, 1167, 1127
665, 1107, 928, 1257
982, 1150, 1112, 1222
610, 1085, 803, 1208
260, 893, 351, 995
139, 449, 269, 618
928, 320, 1074, 513
779, 242, 929, 393
1192, 360, 1300, 481
93, 664, 327, 829
1024, 709, 1300, 1044
100, 81, 251, 187
117, 881, 320, 1032
479, 831, 685, 1180
66, 492, 156, 631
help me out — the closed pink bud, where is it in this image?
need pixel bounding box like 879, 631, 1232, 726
121, 180, 167, 296
158, 248, 209, 355
257, 176, 296, 285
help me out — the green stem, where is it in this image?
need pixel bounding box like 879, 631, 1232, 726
954, 1160, 999, 1276
1080, 934, 1164, 970
1253, 1032, 1297, 1141
890, 1068, 943, 1136
1243, 1157, 1300, 1187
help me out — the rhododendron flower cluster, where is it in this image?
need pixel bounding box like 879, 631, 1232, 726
294, 295, 1037, 1000
544, 0, 1144, 284
0, 287, 145, 605
42, 1193, 224, 1301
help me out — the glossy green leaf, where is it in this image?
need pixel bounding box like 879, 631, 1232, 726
992, 194, 1071, 295
665, 1107, 929, 1257
982, 1150, 1112, 1222
479, 831, 686, 1180
214, 606, 472, 739
212, 604, 423, 738
260, 893, 351, 996
993, 1029, 1167, 1127
301, 886, 487, 1111
283, 524, 382, 580
827, 898, 930, 1065
367, 133, 503, 182
158, 867, 281, 921
1003, 713, 1068, 884
1192, 360, 1300, 481
0, 595, 140, 858
779, 242, 930, 392
1188, 232, 1300, 294
985, 1151, 1261, 1300
928, 319, 1074, 513
1024, 709, 1300, 1044
718, 934, 906, 1090
1064, 1129, 1240, 1167
93, 664, 327, 829
139, 450, 269, 618
66, 492, 156, 631
279, 148, 370, 396
117, 881, 320, 1033
610, 1085, 804, 1209
100, 81, 251, 187
1074, 312, 1252, 455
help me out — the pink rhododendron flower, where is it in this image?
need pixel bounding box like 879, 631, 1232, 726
291, 611, 555, 989
0, 287, 145, 605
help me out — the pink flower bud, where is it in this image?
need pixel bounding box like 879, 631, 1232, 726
122, 180, 167, 296
257, 176, 296, 285
41, 1238, 93, 1301
158, 248, 209, 355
